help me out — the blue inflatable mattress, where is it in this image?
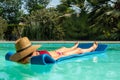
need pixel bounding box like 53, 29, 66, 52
5, 43, 107, 65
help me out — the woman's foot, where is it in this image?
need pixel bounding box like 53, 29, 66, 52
75, 41, 79, 46
70, 41, 79, 50
92, 41, 98, 51
78, 41, 98, 53
73, 41, 79, 48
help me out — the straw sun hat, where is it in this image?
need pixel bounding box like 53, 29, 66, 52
10, 37, 41, 62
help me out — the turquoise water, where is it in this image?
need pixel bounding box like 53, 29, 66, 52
0, 43, 120, 80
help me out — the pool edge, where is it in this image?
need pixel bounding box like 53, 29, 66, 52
0, 41, 120, 43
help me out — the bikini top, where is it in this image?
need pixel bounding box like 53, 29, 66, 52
37, 50, 50, 55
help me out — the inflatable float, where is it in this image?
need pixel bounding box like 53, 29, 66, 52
5, 43, 107, 65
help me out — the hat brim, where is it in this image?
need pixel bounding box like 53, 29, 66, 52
10, 45, 41, 62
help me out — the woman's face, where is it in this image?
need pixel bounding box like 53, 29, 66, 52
32, 51, 39, 56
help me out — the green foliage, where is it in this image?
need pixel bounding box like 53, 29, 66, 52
0, 0, 22, 23
0, 7, 3, 16
0, 0, 26, 40
88, 2, 120, 40
87, 0, 110, 6
22, 9, 65, 40
61, 0, 85, 8
57, 0, 120, 40
61, 11, 90, 40
0, 0, 120, 41
25, 0, 50, 13
57, 4, 68, 13
0, 17, 7, 40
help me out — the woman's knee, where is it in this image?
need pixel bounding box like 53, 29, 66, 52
76, 48, 83, 53
61, 47, 67, 49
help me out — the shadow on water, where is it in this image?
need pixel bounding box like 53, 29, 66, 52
30, 64, 54, 73
55, 52, 108, 64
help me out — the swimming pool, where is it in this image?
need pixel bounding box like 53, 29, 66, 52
0, 42, 120, 80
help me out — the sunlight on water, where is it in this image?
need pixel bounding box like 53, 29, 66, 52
0, 43, 120, 80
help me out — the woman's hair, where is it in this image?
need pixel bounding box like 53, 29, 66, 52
18, 52, 33, 64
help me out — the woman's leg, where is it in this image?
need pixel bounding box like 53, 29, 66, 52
81, 41, 98, 53
62, 48, 83, 56
48, 42, 79, 60
55, 42, 79, 52
62, 41, 98, 56
49, 42, 98, 60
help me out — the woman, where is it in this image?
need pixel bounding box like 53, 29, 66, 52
10, 37, 98, 64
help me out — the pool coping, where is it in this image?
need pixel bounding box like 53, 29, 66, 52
0, 41, 120, 43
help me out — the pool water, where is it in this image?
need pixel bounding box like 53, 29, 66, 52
0, 43, 120, 80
